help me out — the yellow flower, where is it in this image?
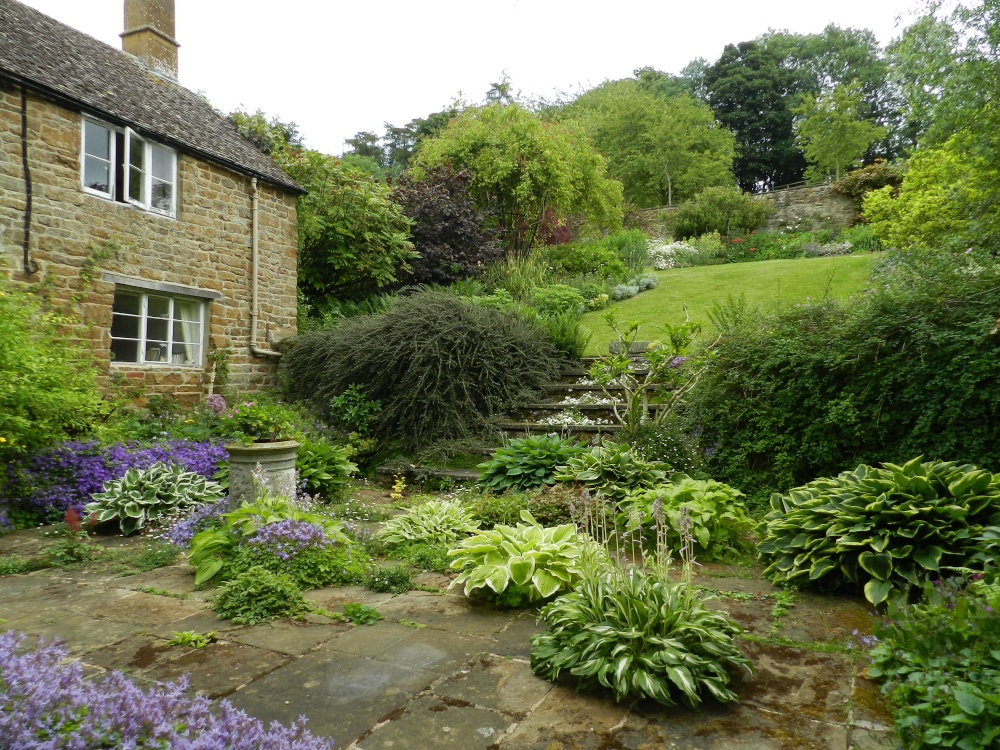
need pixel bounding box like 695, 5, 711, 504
184, 419, 195, 424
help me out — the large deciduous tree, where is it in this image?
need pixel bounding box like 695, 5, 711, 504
230, 110, 416, 303
565, 80, 735, 207
415, 103, 623, 254
793, 83, 885, 181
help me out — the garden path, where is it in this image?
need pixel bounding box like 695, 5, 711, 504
0, 530, 896, 749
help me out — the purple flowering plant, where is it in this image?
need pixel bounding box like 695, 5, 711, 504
0, 630, 334, 749
1, 440, 228, 528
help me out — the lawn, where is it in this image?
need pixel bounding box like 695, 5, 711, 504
581, 254, 877, 355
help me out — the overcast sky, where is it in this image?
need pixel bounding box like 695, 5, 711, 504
22, 0, 918, 155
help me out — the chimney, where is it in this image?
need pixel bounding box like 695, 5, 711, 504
120, 0, 179, 79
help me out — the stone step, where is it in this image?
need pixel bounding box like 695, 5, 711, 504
375, 466, 480, 482
496, 421, 622, 435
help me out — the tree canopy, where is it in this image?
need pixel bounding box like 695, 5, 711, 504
563, 80, 735, 207
415, 103, 623, 254
793, 83, 885, 181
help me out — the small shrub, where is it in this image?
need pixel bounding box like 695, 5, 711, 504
85, 463, 225, 535
868, 576, 1000, 749
467, 492, 528, 528
328, 384, 381, 436
230, 518, 368, 589
672, 187, 772, 239
213, 565, 309, 624
0, 632, 334, 749
833, 160, 902, 208
541, 242, 629, 280
342, 602, 381, 625
365, 563, 413, 593
388, 540, 452, 572
376, 500, 480, 546
216, 400, 298, 443
555, 442, 670, 501
297, 438, 357, 501
478, 434, 586, 494
526, 484, 578, 526
585, 293, 609, 311
530, 285, 586, 316
631, 273, 658, 291
601, 229, 649, 273
539, 311, 592, 359
282, 291, 562, 446
619, 419, 702, 476
531, 565, 751, 706
621, 477, 752, 561
449, 511, 583, 607
759, 458, 1000, 605
610, 284, 639, 301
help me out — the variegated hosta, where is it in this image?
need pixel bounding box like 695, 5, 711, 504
554, 442, 670, 501
759, 458, 1000, 605
530, 565, 751, 707
375, 500, 480, 546
85, 463, 225, 535
448, 511, 583, 607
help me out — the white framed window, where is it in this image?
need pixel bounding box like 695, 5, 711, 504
110, 289, 204, 367
81, 117, 177, 217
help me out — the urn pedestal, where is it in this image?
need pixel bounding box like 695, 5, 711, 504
225, 440, 299, 506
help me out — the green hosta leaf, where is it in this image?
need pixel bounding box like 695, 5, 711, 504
864, 579, 894, 605
808, 558, 837, 580
858, 552, 892, 581
507, 557, 534, 586
912, 545, 943, 571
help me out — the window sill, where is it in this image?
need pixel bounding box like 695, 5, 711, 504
81, 187, 177, 221
110, 362, 204, 371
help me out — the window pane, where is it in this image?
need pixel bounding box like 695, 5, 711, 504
111, 314, 140, 339
111, 338, 139, 363
144, 342, 168, 363
129, 167, 143, 202
129, 134, 145, 169
172, 300, 201, 365
112, 291, 141, 315
84, 121, 110, 159
146, 317, 168, 342
147, 296, 169, 318
151, 144, 173, 180
151, 178, 173, 211
171, 342, 200, 366
84, 157, 111, 193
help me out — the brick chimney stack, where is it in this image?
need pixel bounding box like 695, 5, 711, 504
120, 0, 179, 79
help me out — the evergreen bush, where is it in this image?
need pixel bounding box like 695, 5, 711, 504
281, 291, 561, 446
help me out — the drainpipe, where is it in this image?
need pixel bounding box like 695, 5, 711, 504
249, 177, 282, 359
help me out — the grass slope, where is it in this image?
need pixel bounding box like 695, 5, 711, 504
582, 254, 877, 355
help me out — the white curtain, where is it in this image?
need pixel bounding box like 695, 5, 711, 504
175, 300, 201, 364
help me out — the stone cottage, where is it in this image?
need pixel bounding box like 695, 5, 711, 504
0, 0, 303, 400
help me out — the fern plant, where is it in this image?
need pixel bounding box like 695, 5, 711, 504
85, 463, 225, 535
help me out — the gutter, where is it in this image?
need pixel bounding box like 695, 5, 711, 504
249, 177, 283, 359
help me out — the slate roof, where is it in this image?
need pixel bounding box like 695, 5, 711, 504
0, 0, 302, 193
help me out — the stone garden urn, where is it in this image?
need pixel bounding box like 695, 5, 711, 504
225, 440, 299, 507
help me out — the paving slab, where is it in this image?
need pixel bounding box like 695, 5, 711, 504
150, 610, 246, 637
850, 675, 893, 731
356, 694, 513, 749
227, 648, 439, 745
304, 585, 395, 611
376, 591, 519, 637
708, 597, 774, 638
81, 634, 182, 673
737, 641, 854, 725
620, 702, 850, 749
497, 685, 630, 750
774, 592, 874, 643
435, 655, 552, 717
113, 565, 200, 596
319, 620, 416, 655
2, 608, 138, 654
848, 727, 898, 749
75, 590, 207, 626
490, 614, 547, 659
367, 626, 491, 675
143, 640, 290, 698
227, 619, 351, 655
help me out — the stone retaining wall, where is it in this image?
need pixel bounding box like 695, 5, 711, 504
0, 82, 298, 401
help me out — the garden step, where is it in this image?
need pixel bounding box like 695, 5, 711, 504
521, 403, 626, 412
496, 422, 622, 435
374, 466, 480, 482
539, 384, 627, 394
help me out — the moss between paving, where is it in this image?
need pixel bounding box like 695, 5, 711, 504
0, 519, 896, 749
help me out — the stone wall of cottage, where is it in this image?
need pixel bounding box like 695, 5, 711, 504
0, 82, 298, 402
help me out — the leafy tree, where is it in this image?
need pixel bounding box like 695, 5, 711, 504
383, 106, 461, 171
344, 131, 386, 165
704, 40, 807, 191
565, 80, 735, 207
230, 110, 416, 302
415, 103, 623, 254
793, 83, 885, 181
392, 166, 502, 285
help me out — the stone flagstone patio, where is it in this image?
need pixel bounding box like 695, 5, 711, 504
0, 530, 897, 749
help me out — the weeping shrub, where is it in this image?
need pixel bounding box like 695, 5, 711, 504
281, 291, 561, 446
